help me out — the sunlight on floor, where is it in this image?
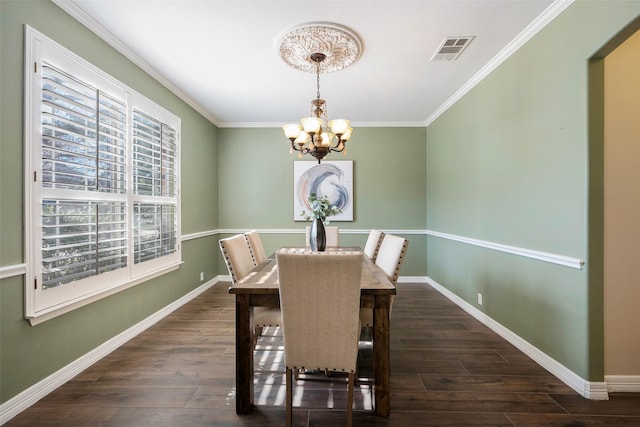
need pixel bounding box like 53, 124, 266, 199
252, 326, 373, 410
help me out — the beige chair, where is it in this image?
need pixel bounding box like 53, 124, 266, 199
276, 250, 362, 427
363, 229, 385, 262
219, 234, 255, 283
305, 225, 339, 248
359, 234, 409, 328
219, 234, 281, 331
242, 230, 281, 329
243, 229, 267, 265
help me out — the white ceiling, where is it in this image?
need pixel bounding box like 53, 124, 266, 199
58, 0, 566, 128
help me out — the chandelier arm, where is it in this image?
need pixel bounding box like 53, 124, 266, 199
330, 136, 342, 150
330, 137, 345, 152
291, 141, 312, 155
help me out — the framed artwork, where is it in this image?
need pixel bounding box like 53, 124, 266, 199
294, 160, 353, 221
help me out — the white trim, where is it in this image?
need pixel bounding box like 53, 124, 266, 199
397, 276, 428, 284
24, 26, 182, 320
52, 0, 573, 130
181, 229, 221, 241
605, 376, 640, 393
425, 277, 609, 400
50, 0, 220, 127
0, 264, 26, 280
424, 0, 575, 126
27, 263, 183, 325
0, 230, 223, 280
426, 229, 584, 270
51, 0, 428, 129
188, 227, 585, 270
218, 228, 426, 235
216, 121, 427, 129
222, 273, 420, 284
0, 277, 222, 425
3, 227, 583, 285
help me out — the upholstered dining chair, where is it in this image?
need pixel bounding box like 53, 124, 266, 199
276, 250, 363, 427
363, 229, 385, 262
359, 234, 409, 329
218, 234, 256, 284
305, 225, 339, 248
219, 234, 281, 334
243, 229, 267, 265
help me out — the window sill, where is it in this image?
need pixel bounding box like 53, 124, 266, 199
27, 262, 183, 326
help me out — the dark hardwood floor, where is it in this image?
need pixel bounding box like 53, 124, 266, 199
6, 282, 640, 426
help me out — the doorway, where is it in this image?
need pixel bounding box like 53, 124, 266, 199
602, 24, 640, 390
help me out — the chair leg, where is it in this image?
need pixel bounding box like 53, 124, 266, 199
252, 326, 262, 348
286, 367, 293, 427
347, 372, 355, 427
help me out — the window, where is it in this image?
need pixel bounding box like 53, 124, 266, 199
25, 27, 181, 323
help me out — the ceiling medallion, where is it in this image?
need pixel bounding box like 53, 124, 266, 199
277, 22, 362, 74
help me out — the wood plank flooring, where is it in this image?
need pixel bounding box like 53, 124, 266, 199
6, 282, 640, 426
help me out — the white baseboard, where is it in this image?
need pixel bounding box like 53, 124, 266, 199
4, 275, 624, 424
424, 277, 609, 400
0, 277, 222, 425
398, 276, 428, 284
605, 376, 640, 392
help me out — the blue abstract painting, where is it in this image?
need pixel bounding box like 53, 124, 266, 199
294, 160, 353, 221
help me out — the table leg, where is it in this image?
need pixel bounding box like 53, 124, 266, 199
373, 294, 391, 416
235, 294, 253, 414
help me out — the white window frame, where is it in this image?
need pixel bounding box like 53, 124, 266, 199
24, 26, 181, 324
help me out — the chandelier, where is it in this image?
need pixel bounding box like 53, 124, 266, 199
278, 23, 362, 163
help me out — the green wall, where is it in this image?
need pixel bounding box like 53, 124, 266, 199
0, 1, 427, 404
217, 127, 428, 276
426, 0, 640, 380
4, 0, 635, 410
0, 0, 219, 402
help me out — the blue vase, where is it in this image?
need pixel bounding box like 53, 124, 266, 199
309, 218, 326, 252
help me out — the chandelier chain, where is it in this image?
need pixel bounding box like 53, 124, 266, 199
316, 61, 321, 102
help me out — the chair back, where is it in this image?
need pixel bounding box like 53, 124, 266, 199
375, 234, 409, 286
305, 225, 339, 247
363, 229, 385, 262
219, 234, 255, 283
244, 230, 267, 265
276, 250, 362, 372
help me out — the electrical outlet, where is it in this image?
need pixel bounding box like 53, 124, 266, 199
200, 272, 204, 281
477, 293, 483, 305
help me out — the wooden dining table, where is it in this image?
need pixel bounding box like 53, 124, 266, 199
228, 247, 396, 417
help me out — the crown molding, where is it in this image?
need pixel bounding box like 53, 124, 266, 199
217, 121, 427, 129
51, 0, 221, 127
52, 0, 573, 130
424, 0, 575, 126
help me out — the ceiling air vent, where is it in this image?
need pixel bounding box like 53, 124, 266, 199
430, 36, 475, 61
